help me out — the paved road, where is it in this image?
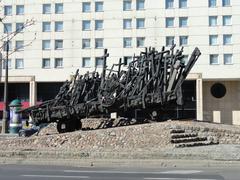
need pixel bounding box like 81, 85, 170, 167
0, 164, 239, 180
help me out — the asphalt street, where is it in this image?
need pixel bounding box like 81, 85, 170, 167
0, 164, 239, 180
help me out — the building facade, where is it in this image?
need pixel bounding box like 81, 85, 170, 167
1, 0, 240, 124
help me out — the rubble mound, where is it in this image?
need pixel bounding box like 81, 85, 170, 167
0, 120, 240, 152
37, 123, 58, 136
0, 121, 172, 152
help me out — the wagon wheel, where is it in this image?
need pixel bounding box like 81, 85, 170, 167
56, 119, 75, 133
75, 120, 82, 131
57, 118, 82, 133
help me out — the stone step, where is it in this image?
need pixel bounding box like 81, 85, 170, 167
171, 133, 198, 139
174, 141, 217, 148
171, 136, 207, 144
170, 129, 185, 134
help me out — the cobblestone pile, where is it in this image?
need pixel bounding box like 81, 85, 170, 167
0, 121, 172, 152
0, 120, 240, 153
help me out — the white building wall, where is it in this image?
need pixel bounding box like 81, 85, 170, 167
0, 0, 239, 81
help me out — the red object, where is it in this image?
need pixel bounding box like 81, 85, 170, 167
21, 102, 30, 109
0, 101, 43, 111
0, 102, 4, 110
0, 101, 30, 111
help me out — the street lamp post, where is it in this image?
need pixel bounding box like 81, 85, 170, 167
1, 43, 9, 134
1, 21, 9, 134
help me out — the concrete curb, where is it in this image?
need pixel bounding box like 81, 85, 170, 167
1, 157, 240, 168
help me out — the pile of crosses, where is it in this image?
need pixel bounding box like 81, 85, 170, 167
21, 45, 201, 133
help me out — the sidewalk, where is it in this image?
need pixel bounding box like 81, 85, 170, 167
0, 144, 240, 168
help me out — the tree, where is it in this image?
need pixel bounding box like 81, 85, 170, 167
0, 13, 36, 133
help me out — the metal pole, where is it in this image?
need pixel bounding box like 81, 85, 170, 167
1, 36, 9, 134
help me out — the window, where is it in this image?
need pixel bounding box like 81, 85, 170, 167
4, 23, 12, 33
222, 0, 230, 6
82, 2, 91, 12
3, 41, 12, 51
15, 59, 24, 69
209, 35, 218, 45
123, 19, 132, 29
211, 83, 226, 98
95, 57, 103, 67
137, 37, 145, 47
82, 57, 91, 67
136, 0, 145, 10
223, 15, 231, 26
210, 54, 218, 65
16, 5, 24, 15
55, 40, 63, 50
179, 0, 187, 8
82, 20, 91, 30
179, 36, 188, 46
124, 56, 132, 66
95, 20, 103, 30
43, 4, 51, 14
123, 37, 132, 48
16, 23, 24, 33
136, 18, 145, 29
82, 39, 91, 49
95, 2, 103, 12
166, 0, 174, 9
166, 17, 174, 27
95, 38, 103, 48
55, 58, 63, 68
4, 6, 12, 16
209, 0, 216, 7
42, 58, 51, 68
123, 0, 132, 11
3, 59, 11, 69
223, 34, 232, 45
15, 40, 24, 50
55, 21, 63, 32
55, 3, 63, 14
209, 16, 217, 26
166, 36, 174, 46
224, 54, 232, 64
42, 22, 51, 32
179, 17, 188, 27
42, 40, 51, 50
